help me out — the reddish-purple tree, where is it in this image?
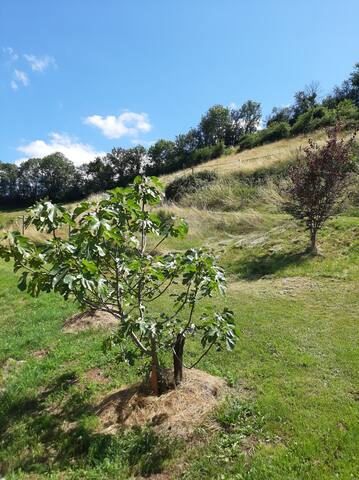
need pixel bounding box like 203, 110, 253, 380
285, 124, 357, 253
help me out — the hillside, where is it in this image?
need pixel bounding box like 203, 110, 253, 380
161, 130, 322, 183
0, 129, 359, 479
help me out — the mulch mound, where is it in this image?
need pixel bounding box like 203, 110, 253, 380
63, 309, 118, 333
96, 368, 229, 438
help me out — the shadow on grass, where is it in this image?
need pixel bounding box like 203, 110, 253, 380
0, 371, 175, 477
231, 249, 311, 279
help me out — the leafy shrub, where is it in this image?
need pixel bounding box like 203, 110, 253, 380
336, 99, 359, 120
237, 132, 261, 151
291, 106, 336, 135
190, 143, 225, 165
336, 99, 359, 129
237, 123, 290, 152
165, 170, 218, 201
259, 122, 291, 143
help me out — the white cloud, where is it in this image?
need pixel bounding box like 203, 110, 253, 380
2, 46, 19, 62
17, 133, 105, 166
11, 69, 29, 90
130, 138, 155, 147
24, 54, 56, 72
84, 111, 151, 139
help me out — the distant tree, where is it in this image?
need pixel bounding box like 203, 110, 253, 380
175, 128, 202, 155
16, 154, 79, 202
347, 63, 359, 107
237, 100, 262, 134
225, 100, 262, 145
226, 107, 244, 145
0, 162, 18, 202
86, 156, 115, 192
292, 83, 319, 121
172, 128, 203, 169
108, 145, 147, 181
147, 139, 176, 172
38, 153, 78, 201
199, 105, 231, 146
323, 63, 359, 109
17, 158, 42, 201
284, 124, 357, 253
87, 145, 147, 191
0, 176, 236, 395
266, 106, 292, 128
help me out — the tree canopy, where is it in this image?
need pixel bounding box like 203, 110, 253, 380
0, 176, 236, 394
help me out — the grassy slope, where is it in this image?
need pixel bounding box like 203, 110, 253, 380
1, 132, 359, 479
160, 130, 326, 185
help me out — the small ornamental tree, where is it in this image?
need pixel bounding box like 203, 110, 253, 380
0, 176, 236, 395
284, 124, 357, 253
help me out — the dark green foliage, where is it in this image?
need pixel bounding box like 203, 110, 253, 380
237, 122, 290, 151
86, 145, 147, 192
0, 162, 18, 205
148, 139, 176, 172
291, 106, 336, 135
266, 106, 292, 127
291, 83, 319, 121
260, 122, 291, 143
323, 62, 359, 108
336, 99, 359, 129
0, 153, 82, 206
199, 105, 231, 146
190, 143, 225, 165
165, 170, 218, 201
237, 132, 260, 151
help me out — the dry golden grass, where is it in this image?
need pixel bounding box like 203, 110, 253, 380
160, 130, 326, 184
156, 203, 277, 241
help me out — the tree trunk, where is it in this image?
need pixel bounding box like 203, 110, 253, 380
310, 229, 318, 254
173, 334, 185, 385
150, 337, 160, 396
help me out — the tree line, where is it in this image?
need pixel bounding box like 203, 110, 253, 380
1, 63, 358, 206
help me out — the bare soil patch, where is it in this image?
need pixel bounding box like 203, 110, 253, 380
96, 368, 229, 438
32, 348, 49, 359
63, 309, 118, 333
84, 367, 110, 384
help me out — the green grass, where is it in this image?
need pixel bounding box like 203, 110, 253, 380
1, 212, 359, 478
1, 162, 359, 479
0, 261, 178, 479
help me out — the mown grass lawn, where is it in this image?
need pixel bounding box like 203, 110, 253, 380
0, 214, 358, 479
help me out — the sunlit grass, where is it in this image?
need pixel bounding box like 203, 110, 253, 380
1, 128, 359, 478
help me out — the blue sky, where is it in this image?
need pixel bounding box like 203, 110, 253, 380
1, 0, 359, 165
